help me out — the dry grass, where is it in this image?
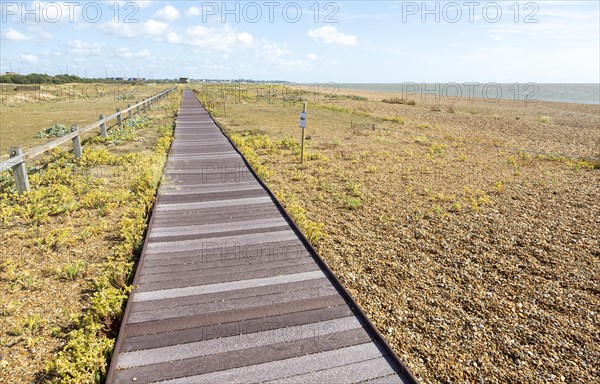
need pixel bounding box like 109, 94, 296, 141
0, 83, 166, 159
202, 84, 600, 383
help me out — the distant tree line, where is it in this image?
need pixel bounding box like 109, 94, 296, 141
0, 73, 176, 84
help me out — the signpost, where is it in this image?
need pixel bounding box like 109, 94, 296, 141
300, 102, 307, 164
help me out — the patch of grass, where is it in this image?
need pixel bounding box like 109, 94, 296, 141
60, 260, 88, 281
382, 97, 416, 105
450, 202, 462, 213
318, 104, 350, 113
414, 136, 430, 145
345, 197, 362, 210
464, 187, 493, 212
429, 143, 447, 157
383, 116, 405, 124
347, 181, 362, 197
537, 115, 551, 124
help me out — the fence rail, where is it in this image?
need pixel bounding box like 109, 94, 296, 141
1, 87, 177, 193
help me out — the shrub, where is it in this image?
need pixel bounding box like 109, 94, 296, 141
382, 97, 409, 104
36, 124, 69, 138
537, 115, 551, 124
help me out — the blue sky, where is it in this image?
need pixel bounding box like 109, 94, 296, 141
1, 1, 598, 82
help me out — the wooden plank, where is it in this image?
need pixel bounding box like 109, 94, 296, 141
154, 342, 389, 384
262, 356, 399, 384
149, 217, 288, 238
155, 196, 272, 212
113, 328, 373, 383
128, 285, 339, 324
123, 295, 346, 338
130, 278, 332, 313
135, 263, 321, 292
137, 256, 315, 284
132, 270, 327, 301
122, 304, 353, 353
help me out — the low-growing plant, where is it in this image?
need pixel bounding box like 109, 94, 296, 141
429, 143, 447, 157
348, 181, 362, 197
382, 97, 416, 105
414, 136, 429, 145
537, 115, 551, 124
450, 202, 462, 212
319, 104, 350, 113
383, 116, 405, 124
35, 123, 69, 138
60, 260, 88, 281
345, 197, 362, 210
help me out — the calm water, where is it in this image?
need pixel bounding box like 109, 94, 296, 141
334, 83, 600, 105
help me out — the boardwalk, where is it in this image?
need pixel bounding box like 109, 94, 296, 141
106, 89, 417, 383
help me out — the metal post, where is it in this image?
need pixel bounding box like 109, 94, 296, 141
301, 102, 307, 164
8, 147, 30, 194
71, 125, 82, 158
128, 104, 132, 120
99, 114, 107, 137
117, 108, 122, 126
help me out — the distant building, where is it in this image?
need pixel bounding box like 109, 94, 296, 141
2, 72, 17, 75
179, 77, 190, 84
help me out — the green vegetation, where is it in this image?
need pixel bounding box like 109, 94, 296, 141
35, 124, 70, 138
537, 115, 551, 124
382, 97, 416, 105
383, 116, 405, 125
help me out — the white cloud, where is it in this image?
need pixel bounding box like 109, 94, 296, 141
307, 53, 319, 61
115, 47, 152, 59
19, 54, 39, 63
39, 49, 62, 58
68, 39, 105, 56
308, 26, 358, 46
100, 19, 169, 39
167, 24, 254, 53
186, 6, 202, 17
155, 5, 180, 20
2, 28, 31, 41
257, 41, 312, 70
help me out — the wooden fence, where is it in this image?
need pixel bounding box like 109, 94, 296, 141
1, 87, 177, 194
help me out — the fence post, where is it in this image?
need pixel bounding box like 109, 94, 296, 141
71, 125, 82, 158
116, 108, 122, 126
128, 104, 132, 120
9, 147, 30, 194
99, 114, 107, 137
136, 102, 140, 115
142, 101, 147, 114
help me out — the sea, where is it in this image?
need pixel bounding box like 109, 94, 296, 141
333, 83, 600, 105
